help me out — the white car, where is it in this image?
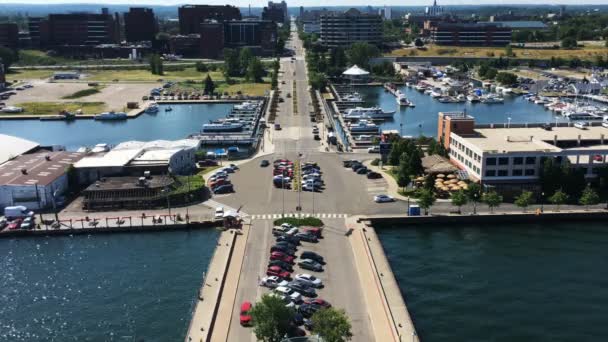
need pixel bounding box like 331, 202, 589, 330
214, 207, 224, 219
374, 194, 394, 203
267, 292, 296, 308
280, 223, 294, 230
274, 286, 302, 303
574, 122, 588, 129
367, 146, 380, 153
260, 276, 282, 288
295, 273, 323, 288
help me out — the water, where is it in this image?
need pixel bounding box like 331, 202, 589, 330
0, 230, 219, 342
376, 222, 608, 342
0, 103, 234, 150
356, 86, 569, 137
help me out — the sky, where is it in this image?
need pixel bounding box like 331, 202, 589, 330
6, 0, 608, 6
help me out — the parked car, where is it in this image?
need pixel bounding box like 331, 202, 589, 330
295, 232, 318, 243
271, 244, 296, 255
304, 298, 332, 309
266, 266, 291, 279
356, 167, 369, 175
300, 251, 325, 264
229, 163, 239, 171
298, 303, 320, 318
367, 171, 382, 179
275, 286, 302, 303
298, 259, 323, 272
302, 183, 321, 192
295, 273, 323, 288
351, 163, 364, 171
288, 282, 317, 298
292, 313, 305, 326
574, 122, 588, 129
267, 292, 296, 308
301, 226, 322, 238
214, 207, 224, 219
268, 260, 294, 272
260, 275, 282, 288
7, 218, 23, 230
270, 251, 295, 263
240, 301, 253, 326
213, 184, 234, 194
275, 240, 298, 250
221, 167, 235, 174
276, 235, 301, 245
260, 159, 270, 167
343, 160, 359, 168
374, 194, 394, 203
367, 146, 380, 153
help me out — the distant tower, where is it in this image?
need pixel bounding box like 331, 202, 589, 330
425, 0, 443, 17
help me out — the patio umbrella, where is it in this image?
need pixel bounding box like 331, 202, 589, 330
436, 174, 446, 178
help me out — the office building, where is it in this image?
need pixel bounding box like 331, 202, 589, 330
200, 21, 225, 59
262, 1, 288, 24
34, 8, 120, 47
427, 21, 512, 46
319, 9, 382, 47
124, 7, 158, 43
224, 20, 277, 53
178, 5, 241, 35
0, 23, 18, 49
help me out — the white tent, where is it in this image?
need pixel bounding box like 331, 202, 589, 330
342, 65, 370, 76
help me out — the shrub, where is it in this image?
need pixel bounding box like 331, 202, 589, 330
273, 217, 324, 227
370, 158, 380, 166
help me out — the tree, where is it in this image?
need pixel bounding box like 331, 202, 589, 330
450, 190, 468, 214
311, 307, 353, 342
482, 191, 502, 213
514, 190, 534, 212
549, 189, 568, 212
496, 72, 518, 86
561, 37, 577, 49
246, 57, 265, 83
0, 47, 18, 69
149, 54, 163, 75
396, 156, 411, 191
346, 42, 380, 69
223, 48, 240, 77
504, 44, 515, 57
579, 185, 600, 209
195, 61, 208, 72
309, 72, 327, 90
250, 294, 295, 342
484, 67, 498, 80
417, 189, 436, 215
203, 74, 215, 95
239, 48, 254, 73
414, 38, 424, 47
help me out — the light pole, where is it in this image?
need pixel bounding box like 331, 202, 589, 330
400, 123, 403, 137
473, 193, 478, 215
540, 191, 545, 213
507, 117, 512, 128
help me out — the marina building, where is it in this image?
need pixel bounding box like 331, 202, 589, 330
439, 112, 608, 188
427, 21, 512, 46
0, 151, 84, 210
124, 8, 158, 43
178, 5, 241, 35
81, 175, 175, 211
319, 9, 382, 47
74, 139, 200, 184
0, 134, 40, 166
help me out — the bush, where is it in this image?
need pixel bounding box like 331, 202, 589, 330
273, 217, 324, 227
370, 158, 380, 166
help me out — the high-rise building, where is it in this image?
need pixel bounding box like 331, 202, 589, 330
427, 21, 512, 46
0, 23, 18, 49
425, 0, 443, 17
35, 9, 120, 47
200, 21, 225, 59
224, 20, 277, 53
320, 9, 382, 47
124, 8, 158, 43
262, 1, 288, 24
178, 5, 241, 35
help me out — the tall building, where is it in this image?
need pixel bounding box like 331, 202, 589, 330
425, 0, 443, 17
200, 21, 225, 59
262, 1, 288, 24
37, 9, 120, 47
178, 5, 241, 35
0, 23, 19, 49
319, 9, 382, 47
428, 22, 512, 46
124, 8, 158, 43
224, 20, 277, 53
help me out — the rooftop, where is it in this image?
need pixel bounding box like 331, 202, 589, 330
83, 175, 174, 192
0, 134, 40, 166
460, 126, 608, 153
0, 151, 83, 186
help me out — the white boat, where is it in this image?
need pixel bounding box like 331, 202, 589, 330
344, 107, 395, 120
348, 119, 379, 133
481, 94, 504, 104
430, 90, 442, 98
415, 85, 427, 92
233, 101, 261, 111
341, 92, 363, 102
467, 95, 480, 103
91, 143, 110, 153
202, 122, 244, 132
396, 94, 414, 107
456, 94, 466, 102
145, 102, 159, 113
1, 106, 23, 113
94, 111, 128, 120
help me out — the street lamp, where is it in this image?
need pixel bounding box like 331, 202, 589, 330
540, 191, 545, 213
473, 193, 478, 215
400, 123, 403, 137
507, 117, 512, 129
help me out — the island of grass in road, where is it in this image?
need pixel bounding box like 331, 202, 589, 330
274, 217, 324, 227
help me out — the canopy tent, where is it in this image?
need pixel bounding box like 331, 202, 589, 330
343, 65, 370, 77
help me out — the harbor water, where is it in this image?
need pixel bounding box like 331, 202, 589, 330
0, 103, 234, 150
0, 229, 219, 341
355, 86, 570, 137
376, 222, 608, 342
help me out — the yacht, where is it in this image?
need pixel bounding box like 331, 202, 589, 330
145, 102, 159, 113
344, 107, 395, 120
430, 90, 443, 98
414, 84, 427, 92
456, 94, 466, 102
233, 101, 261, 111
94, 111, 128, 120
348, 119, 379, 133
91, 143, 110, 153
467, 95, 480, 103
481, 94, 504, 104
396, 94, 414, 107
341, 92, 363, 102
202, 122, 244, 132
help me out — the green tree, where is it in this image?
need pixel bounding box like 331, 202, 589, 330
484, 67, 498, 80
514, 190, 534, 212
496, 72, 518, 85
246, 57, 265, 83
539, 158, 563, 195
482, 191, 503, 213
250, 294, 295, 342
414, 38, 424, 47
561, 37, 577, 49
223, 48, 240, 77
549, 189, 568, 212
450, 190, 468, 214
149, 54, 163, 75
346, 42, 380, 69
579, 185, 600, 209
466, 183, 482, 202
396, 156, 411, 191
0, 47, 18, 69
504, 45, 514, 57
311, 307, 353, 342
239, 48, 254, 73
203, 74, 215, 95
417, 189, 436, 215
309, 72, 327, 90
195, 61, 208, 72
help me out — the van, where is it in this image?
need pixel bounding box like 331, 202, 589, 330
4, 206, 34, 220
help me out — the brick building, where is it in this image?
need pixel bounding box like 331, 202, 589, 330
262, 1, 288, 24
124, 7, 158, 43
178, 5, 241, 35
0, 23, 19, 49
427, 21, 512, 46
320, 9, 382, 47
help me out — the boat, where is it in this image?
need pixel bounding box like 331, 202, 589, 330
94, 111, 128, 120
481, 94, 504, 104
91, 143, 110, 153
456, 94, 467, 102
202, 122, 244, 132
414, 84, 427, 92
1, 106, 23, 113
341, 92, 363, 102
430, 90, 442, 98
145, 102, 159, 113
343, 107, 395, 120
396, 94, 414, 107
165, 107, 173, 112
437, 96, 456, 103
467, 95, 480, 103
348, 119, 379, 133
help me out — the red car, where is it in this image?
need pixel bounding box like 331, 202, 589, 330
266, 266, 291, 279
7, 219, 23, 230
240, 301, 252, 326
302, 227, 322, 238
305, 298, 332, 308
270, 251, 295, 263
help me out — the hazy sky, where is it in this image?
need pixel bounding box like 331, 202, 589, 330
7, 0, 608, 6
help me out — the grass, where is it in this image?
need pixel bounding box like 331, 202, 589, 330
6, 69, 55, 81
273, 217, 324, 227
218, 82, 271, 96
61, 87, 103, 99
14, 102, 106, 115
388, 44, 608, 61
171, 173, 206, 195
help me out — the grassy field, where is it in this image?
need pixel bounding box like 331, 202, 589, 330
6, 69, 56, 81
14, 102, 106, 115
388, 44, 608, 60
61, 87, 103, 99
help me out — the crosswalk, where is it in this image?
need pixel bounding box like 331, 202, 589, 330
248, 213, 347, 220
366, 178, 388, 196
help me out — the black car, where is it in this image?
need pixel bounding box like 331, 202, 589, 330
260, 159, 270, 167
343, 160, 358, 168
295, 232, 318, 243
212, 184, 234, 194
277, 235, 301, 245
292, 313, 305, 326
288, 282, 317, 298
367, 171, 382, 179
298, 303, 320, 318
300, 251, 325, 264
275, 241, 298, 250
268, 260, 294, 271
356, 167, 369, 175
298, 259, 323, 272
351, 163, 364, 171
270, 245, 296, 255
